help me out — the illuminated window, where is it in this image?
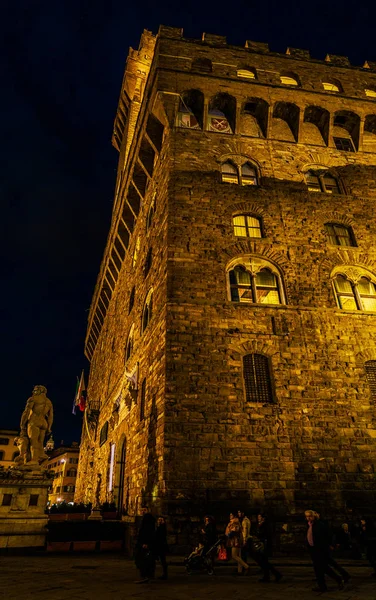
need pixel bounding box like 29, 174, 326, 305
333, 137, 355, 152
221, 161, 238, 184
142, 290, 153, 332
325, 223, 355, 247
280, 75, 299, 86
365, 360, 376, 399
233, 215, 262, 238
221, 161, 258, 185
365, 88, 376, 98
243, 354, 274, 403
334, 274, 376, 311
140, 378, 146, 421
132, 237, 140, 267
237, 69, 256, 79
322, 81, 340, 92
305, 170, 341, 193
128, 287, 135, 313
228, 261, 284, 305
125, 325, 134, 361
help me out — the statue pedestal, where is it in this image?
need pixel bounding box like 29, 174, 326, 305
0, 467, 53, 551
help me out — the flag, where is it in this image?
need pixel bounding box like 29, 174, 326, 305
72, 370, 87, 414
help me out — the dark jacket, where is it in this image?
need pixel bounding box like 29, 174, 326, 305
135, 513, 156, 552
202, 521, 218, 548
307, 519, 331, 551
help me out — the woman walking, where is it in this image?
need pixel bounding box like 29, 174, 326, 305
225, 512, 250, 575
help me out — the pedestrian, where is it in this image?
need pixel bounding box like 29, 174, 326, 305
237, 510, 251, 564
225, 512, 250, 575
359, 517, 376, 576
315, 512, 351, 583
256, 513, 273, 557
155, 516, 169, 580
134, 511, 156, 584
201, 515, 218, 557
305, 509, 344, 593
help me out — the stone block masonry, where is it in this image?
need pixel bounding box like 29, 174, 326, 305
75, 25, 376, 529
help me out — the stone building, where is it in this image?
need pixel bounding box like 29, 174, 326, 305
0, 430, 18, 468
47, 444, 79, 505
75, 26, 376, 523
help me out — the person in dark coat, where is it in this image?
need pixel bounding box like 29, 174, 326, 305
134, 511, 156, 583
155, 516, 169, 580
248, 515, 282, 583
201, 515, 218, 555
360, 517, 376, 576
257, 514, 273, 557
305, 510, 344, 592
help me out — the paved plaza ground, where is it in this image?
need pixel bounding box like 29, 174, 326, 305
0, 555, 376, 600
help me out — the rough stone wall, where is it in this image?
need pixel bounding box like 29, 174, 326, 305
77, 26, 376, 527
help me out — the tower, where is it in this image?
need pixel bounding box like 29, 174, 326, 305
75, 26, 376, 525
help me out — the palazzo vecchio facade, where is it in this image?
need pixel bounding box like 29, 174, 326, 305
75, 26, 376, 524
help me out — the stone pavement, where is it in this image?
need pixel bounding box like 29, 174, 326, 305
0, 555, 375, 600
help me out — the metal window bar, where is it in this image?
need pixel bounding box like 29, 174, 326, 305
365, 361, 376, 399
243, 354, 273, 403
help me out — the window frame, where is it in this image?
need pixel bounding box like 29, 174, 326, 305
333, 273, 376, 312
221, 161, 259, 186
227, 258, 286, 306
242, 353, 275, 404
333, 137, 355, 152
232, 214, 263, 239
365, 360, 376, 399
142, 290, 153, 333
305, 170, 341, 194
325, 223, 356, 247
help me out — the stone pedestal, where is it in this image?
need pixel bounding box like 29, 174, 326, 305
0, 467, 54, 550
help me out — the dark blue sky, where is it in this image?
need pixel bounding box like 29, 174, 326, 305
2, 0, 375, 444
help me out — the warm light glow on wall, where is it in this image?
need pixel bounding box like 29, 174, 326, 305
108, 443, 116, 492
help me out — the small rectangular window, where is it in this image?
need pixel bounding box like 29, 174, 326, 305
243, 354, 274, 403
2, 494, 12, 506
29, 494, 39, 506
0, 438, 10, 445
99, 422, 109, 447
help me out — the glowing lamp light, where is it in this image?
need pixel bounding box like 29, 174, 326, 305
57, 497, 62, 502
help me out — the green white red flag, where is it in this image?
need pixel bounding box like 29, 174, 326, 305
72, 370, 87, 414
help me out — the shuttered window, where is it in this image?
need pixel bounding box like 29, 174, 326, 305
365, 361, 376, 399
243, 354, 273, 403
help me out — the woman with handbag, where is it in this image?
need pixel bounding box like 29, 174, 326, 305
225, 512, 250, 575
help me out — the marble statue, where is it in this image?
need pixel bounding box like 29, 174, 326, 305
18, 385, 53, 466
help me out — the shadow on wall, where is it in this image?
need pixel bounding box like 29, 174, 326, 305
141, 394, 159, 511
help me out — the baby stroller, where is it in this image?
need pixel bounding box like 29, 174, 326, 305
184, 538, 223, 575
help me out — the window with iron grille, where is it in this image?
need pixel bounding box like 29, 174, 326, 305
243, 354, 274, 403
365, 361, 376, 399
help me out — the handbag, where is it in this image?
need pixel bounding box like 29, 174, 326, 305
217, 546, 228, 561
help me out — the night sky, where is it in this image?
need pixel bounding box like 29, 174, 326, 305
2, 0, 376, 445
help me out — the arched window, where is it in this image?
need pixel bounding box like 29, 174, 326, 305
302, 106, 330, 146
243, 354, 274, 403
144, 248, 152, 277
305, 170, 341, 193
140, 378, 146, 421
271, 102, 300, 142
128, 287, 135, 313
325, 223, 355, 246
237, 68, 256, 79
228, 259, 284, 305
333, 110, 360, 152
221, 161, 238, 184
146, 197, 156, 230
142, 290, 153, 332
333, 274, 376, 311
208, 93, 236, 134
322, 80, 341, 92
280, 72, 300, 86
365, 360, 376, 399
221, 161, 258, 185
233, 214, 262, 238
240, 98, 268, 138
176, 90, 204, 129
365, 87, 376, 98
125, 325, 134, 361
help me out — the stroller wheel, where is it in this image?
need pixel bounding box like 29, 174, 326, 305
207, 568, 214, 576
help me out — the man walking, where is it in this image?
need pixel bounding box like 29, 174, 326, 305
305, 509, 344, 593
